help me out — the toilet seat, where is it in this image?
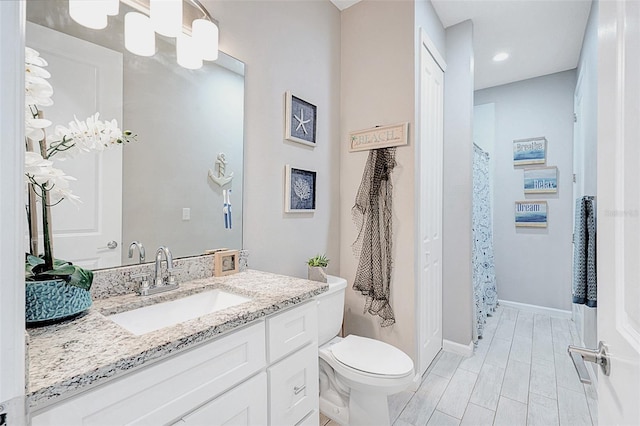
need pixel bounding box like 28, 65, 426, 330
330, 335, 414, 378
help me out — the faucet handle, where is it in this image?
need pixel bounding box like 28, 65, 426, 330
130, 272, 151, 296
167, 267, 183, 286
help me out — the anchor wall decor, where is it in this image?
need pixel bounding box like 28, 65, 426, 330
208, 152, 234, 187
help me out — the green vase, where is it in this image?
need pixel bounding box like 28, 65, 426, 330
25, 279, 92, 326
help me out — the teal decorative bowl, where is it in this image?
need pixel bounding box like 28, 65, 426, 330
25, 279, 92, 325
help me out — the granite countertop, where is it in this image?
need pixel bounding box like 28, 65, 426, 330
27, 270, 328, 410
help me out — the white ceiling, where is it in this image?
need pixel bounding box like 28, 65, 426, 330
430, 0, 592, 89
331, 0, 592, 90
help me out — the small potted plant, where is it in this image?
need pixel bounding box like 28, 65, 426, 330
307, 254, 329, 283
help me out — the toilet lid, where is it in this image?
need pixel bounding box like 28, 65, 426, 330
330, 335, 413, 377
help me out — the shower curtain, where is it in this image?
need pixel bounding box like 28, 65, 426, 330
472, 145, 498, 340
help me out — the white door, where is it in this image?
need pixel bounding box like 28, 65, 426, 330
26, 22, 123, 269
417, 29, 445, 375
596, 1, 640, 424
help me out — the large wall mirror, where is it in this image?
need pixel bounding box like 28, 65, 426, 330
26, 0, 244, 270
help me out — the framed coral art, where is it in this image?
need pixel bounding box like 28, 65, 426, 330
285, 165, 316, 213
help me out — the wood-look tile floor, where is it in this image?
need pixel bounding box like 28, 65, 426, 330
320, 305, 598, 426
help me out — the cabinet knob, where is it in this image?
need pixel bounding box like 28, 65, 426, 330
293, 385, 306, 395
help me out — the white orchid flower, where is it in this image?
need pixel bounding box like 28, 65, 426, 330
24, 152, 80, 206
25, 47, 48, 67
52, 113, 128, 159
25, 63, 51, 79
25, 116, 52, 141
25, 76, 53, 107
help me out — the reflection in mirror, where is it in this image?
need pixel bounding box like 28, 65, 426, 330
26, 0, 244, 270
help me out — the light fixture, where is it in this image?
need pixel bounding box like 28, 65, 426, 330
192, 18, 219, 61
150, 0, 183, 38
105, 0, 120, 16
69, 0, 108, 30
68, 0, 220, 70
177, 33, 203, 70
124, 12, 155, 57
493, 52, 509, 62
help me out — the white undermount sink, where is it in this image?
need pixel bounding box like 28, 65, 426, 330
108, 289, 252, 335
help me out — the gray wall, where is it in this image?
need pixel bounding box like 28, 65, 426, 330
573, 0, 598, 350
340, 0, 417, 361
205, 0, 342, 278
443, 20, 475, 346
338, 0, 449, 361
475, 70, 576, 311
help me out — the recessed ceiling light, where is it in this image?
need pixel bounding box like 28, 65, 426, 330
493, 52, 509, 62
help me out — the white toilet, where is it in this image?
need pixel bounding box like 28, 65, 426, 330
317, 276, 415, 426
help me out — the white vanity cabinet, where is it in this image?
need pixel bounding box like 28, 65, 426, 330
31, 321, 267, 426
266, 300, 319, 426
30, 300, 320, 426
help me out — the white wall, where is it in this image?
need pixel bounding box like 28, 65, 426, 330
442, 20, 475, 345
0, 1, 26, 420
475, 70, 576, 311
415, 0, 446, 57
204, 0, 342, 278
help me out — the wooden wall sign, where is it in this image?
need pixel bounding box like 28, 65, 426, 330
349, 122, 409, 152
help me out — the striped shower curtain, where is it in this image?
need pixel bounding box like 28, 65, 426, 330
472, 145, 498, 340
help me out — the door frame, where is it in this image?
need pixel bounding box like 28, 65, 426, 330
0, 1, 27, 422
414, 28, 447, 380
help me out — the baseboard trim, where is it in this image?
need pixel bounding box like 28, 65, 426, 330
499, 299, 572, 319
443, 339, 474, 357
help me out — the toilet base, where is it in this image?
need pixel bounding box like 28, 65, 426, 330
319, 396, 349, 425
319, 390, 391, 426
348, 389, 391, 426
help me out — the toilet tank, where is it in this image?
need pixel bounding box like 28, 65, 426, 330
317, 275, 347, 346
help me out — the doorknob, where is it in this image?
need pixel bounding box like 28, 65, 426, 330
568, 341, 610, 384
98, 240, 118, 250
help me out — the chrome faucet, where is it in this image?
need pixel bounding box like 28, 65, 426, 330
128, 241, 146, 264
131, 246, 179, 296
154, 246, 174, 287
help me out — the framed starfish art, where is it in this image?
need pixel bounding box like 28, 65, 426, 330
284, 91, 317, 147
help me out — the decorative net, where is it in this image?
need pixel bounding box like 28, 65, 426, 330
351, 147, 396, 327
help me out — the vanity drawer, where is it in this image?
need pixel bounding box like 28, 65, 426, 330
32, 321, 266, 426
266, 300, 317, 363
267, 343, 319, 426
179, 372, 267, 425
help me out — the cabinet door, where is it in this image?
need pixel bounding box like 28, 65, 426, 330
268, 343, 318, 426
267, 300, 317, 363
181, 373, 267, 426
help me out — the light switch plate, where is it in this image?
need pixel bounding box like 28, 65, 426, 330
182, 208, 190, 221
